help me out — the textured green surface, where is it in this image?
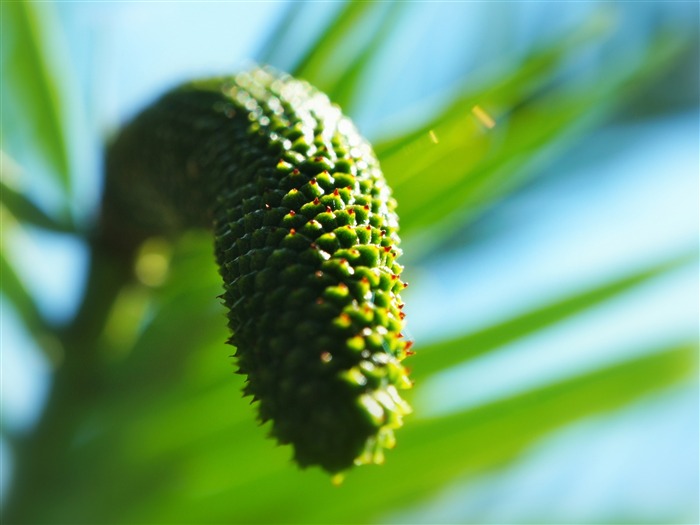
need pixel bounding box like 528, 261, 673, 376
105, 67, 412, 473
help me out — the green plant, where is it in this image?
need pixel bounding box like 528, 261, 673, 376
1, 2, 697, 523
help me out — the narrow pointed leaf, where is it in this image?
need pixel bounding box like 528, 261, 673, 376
1, 2, 71, 192
412, 252, 697, 380
291, 2, 377, 88
1, 177, 75, 233
99, 343, 695, 524
392, 35, 685, 252
299, 343, 696, 522
254, 2, 307, 68
0, 251, 46, 335
374, 14, 612, 159
325, 2, 406, 113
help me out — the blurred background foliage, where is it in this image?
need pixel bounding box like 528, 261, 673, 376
1, 1, 698, 523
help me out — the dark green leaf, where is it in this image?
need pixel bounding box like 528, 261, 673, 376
0, 250, 46, 335
1, 176, 75, 233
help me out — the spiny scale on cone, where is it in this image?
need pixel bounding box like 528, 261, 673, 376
104, 67, 413, 474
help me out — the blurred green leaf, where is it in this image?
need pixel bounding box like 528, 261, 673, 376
307, 343, 695, 522
103, 232, 225, 388
375, 14, 611, 159
412, 253, 696, 381
1, 176, 75, 233
18, 227, 693, 523
391, 88, 604, 241
253, 2, 306, 67
78, 342, 693, 524
0, 250, 47, 336
324, 2, 405, 114
291, 2, 378, 89
381, 31, 686, 252
1, 2, 71, 193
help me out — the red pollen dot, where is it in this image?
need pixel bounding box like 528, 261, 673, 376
289, 210, 296, 216
405, 341, 414, 352
289, 229, 296, 235
366, 225, 371, 231
363, 205, 370, 210
399, 311, 406, 320
322, 169, 329, 175
333, 188, 339, 196
380, 230, 386, 237
348, 209, 355, 215
310, 178, 317, 185
346, 185, 353, 190
405, 349, 416, 357
340, 258, 348, 264
361, 277, 369, 284
326, 206, 332, 213
314, 156, 324, 162
403, 282, 409, 288
391, 274, 399, 280
309, 220, 317, 225
383, 246, 392, 253
398, 303, 405, 309
292, 168, 300, 175
313, 197, 320, 205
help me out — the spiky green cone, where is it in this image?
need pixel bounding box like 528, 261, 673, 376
104, 67, 412, 473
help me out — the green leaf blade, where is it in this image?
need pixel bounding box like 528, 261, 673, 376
1, 2, 71, 194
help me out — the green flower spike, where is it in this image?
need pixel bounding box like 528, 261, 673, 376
104, 67, 413, 474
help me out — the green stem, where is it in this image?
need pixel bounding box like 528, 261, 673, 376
2, 235, 136, 523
